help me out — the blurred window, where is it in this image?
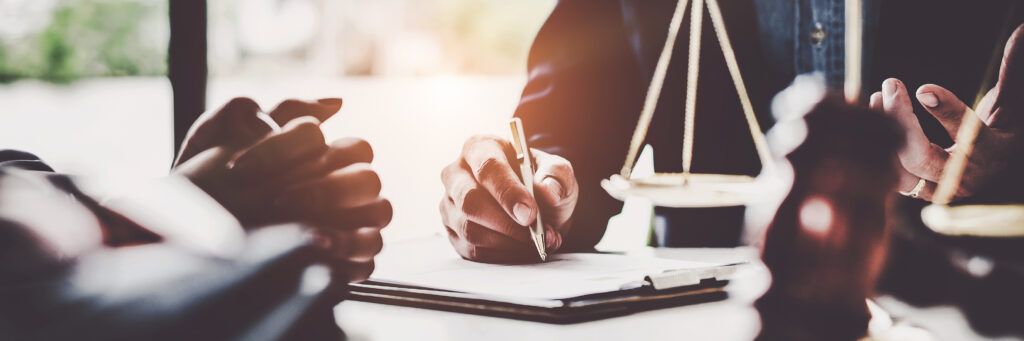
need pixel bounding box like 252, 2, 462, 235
0, 0, 553, 239
0, 0, 172, 187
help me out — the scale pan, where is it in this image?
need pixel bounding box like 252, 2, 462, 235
601, 173, 758, 208
921, 204, 1024, 237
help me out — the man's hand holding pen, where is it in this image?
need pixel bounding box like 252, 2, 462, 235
440, 134, 579, 264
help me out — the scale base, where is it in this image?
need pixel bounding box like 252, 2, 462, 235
601, 173, 759, 208
921, 204, 1024, 237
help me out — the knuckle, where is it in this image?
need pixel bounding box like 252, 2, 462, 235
439, 197, 450, 216
363, 169, 383, 195
278, 99, 304, 108
456, 218, 471, 239
492, 181, 520, 206
548, 159, 575, 180
293, 120, 326, 142
473, 156, 507, 180
496, 218, 523, 238
462, 225, 483, 245
441, 162, 461, 182
348, 138, 373, 161
457, 188, 482, 213
375, 199, 394, 228
363, 232, 384, 256
349, 261, 375, 281
347, 164, 382, 195
465, 245, 482, 261
464, 134, 500, 150
272, 99, 305, 115
225, 97, 260, 111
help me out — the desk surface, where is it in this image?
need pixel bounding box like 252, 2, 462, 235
332, 244, 1012, 340
333, 246, 766, 341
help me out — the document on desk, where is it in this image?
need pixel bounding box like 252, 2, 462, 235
370, 238, 734, 302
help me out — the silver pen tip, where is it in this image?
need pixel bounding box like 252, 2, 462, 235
532, 234, 547, 262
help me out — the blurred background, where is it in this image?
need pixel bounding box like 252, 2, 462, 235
0, 0, 554, 240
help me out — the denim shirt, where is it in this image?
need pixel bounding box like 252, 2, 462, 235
754, 0, 877, 89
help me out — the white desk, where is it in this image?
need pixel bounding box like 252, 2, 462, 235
333, 243, 1011, 341
333, 246, 767, 341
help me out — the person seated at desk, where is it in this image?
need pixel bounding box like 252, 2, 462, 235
438, 0, 1020, 262
439, 0, 1024, 336
0, 97, 391, 339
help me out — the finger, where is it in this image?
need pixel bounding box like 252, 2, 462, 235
544, 224, 563, 251
441, 162, 478, 209
446, 230, 539, 264
897, 169, 935, 202
176, 97, 266, 165
317, 230, 380, 278
325, 138, 374, 168
230, 116, 327, 179
333, 227, 383, 262
869, 91, 883, 111
915, 84, 970, 138
461, 136, 537, 226
332, 260, 375, 283
442, 163, 533, 243
531, 150, 578, 227
882, 79, 949, 182
440, 198, 530, 248
276, 137, 375, 183
267, 98, 343, 125
990, 24, 1024, 128
316, 198, 393, 230
277, 163, 382, 214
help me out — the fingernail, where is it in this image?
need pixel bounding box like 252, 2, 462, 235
513, 202, 532, 226
317, 98, 343, 107
883, 79, 898, 96
917, 92, 939, 108
543, 177, 565, 200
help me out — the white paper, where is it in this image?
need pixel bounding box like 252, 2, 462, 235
371, 237, 715, 300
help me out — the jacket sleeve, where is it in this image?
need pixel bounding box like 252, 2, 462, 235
513, 0, 646, 251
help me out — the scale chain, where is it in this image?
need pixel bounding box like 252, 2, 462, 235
619, 0, 774, 179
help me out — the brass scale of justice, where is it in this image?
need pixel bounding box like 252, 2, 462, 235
599, 0, 1024, 237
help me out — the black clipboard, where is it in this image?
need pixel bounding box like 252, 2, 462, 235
345, 273, 732, 324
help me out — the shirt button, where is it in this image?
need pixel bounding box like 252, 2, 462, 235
810, 22, 826, 46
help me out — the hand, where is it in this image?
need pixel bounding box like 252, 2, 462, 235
870, 25, 1024, 202
440, 135, 578, 263
173, 97, 340, 224
173, 97, 391, 282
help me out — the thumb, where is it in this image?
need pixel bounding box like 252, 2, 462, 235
175, 98, 268, 166
881, 79, 948, 182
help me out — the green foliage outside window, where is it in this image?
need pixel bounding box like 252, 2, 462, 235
0, 0, 167, 83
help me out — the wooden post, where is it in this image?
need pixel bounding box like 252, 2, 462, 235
168, 0, 208, 156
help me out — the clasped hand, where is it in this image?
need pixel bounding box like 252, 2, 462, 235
173, 97, 391, 281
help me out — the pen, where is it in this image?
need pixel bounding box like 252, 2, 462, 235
508, 118, 547, 261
